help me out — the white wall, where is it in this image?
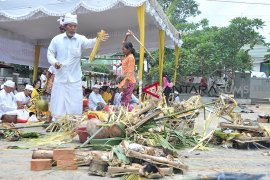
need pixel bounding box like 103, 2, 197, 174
252, 63, 260, 72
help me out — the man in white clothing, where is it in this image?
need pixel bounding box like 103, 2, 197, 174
88, 85, 106, 111
0, 80, 22, 121
15, 84, 33, 108
113, 89, 122, 106
47, 13, 109, 118
40, 70, 47, 89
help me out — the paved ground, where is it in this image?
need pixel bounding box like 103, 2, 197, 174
0, 104, 270, 180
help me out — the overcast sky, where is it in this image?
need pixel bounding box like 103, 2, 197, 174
188, 0, 270, 43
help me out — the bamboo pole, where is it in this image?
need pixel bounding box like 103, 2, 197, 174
126, 149, 188, 171
108, 166, 173, 177
173, 46, 179, 85
154, 102, 216, 121
0, 124, 44, 130
219, 122, 263, 132
136, 3, 145, 103
159, 30, 165, 86
128, 30, 155, 61
33, 43, 41, 83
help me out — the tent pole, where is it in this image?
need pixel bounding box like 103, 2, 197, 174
173, 46, 179, 85
159, 30, 165, 86
136, 3, 145, 102
33, 43, 41, 83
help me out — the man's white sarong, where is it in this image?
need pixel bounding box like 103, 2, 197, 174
50, 80, 83, 117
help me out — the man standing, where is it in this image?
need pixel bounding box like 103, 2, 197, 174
15, 84, 33, 108
0, 80, 22, 121
88, 85, 106, 111
47, 13, 108, 119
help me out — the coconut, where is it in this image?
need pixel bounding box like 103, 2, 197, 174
109, 123, 125, 137
86, 118, 110, 139
36, 100, 49, 112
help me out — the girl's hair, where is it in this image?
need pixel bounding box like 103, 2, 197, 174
123, 41, 136, 56
33, 79, 40, 88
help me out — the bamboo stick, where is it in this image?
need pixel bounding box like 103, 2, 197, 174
0, 124, 44, 130
108, 166, 173, 177
235, 136, 270, 142
125, 149, 188, 171
154, 102, 216, 121
126, 109, 162, 134
219, 122, 263, 132
128, 29, 155, 61
32, 150, 53, 159
133, 103, 154, 117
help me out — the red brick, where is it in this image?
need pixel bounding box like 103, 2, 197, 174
53, 148, 75, 160
57, 159, 77, 170
31, 159, 52, 171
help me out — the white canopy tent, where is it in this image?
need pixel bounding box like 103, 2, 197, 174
0, 0, 181, 90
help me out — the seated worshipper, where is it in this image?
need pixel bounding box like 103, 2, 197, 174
0, 80, 23, 122
15, 84, 33, 108
174, 91, 180, 103
28, 80, 41, 115
130, 93, 139, 104
88, 85, 106, 111
114, 89, 122, 106
102, 86, 112, 104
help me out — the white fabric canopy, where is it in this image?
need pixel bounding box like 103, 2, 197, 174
0, 0, 182, 68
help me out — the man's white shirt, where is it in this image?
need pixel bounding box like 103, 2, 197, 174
15, 91, 30, 104
47, 33, 96, 83
40, 74, 47, 88
0, 89, 17, 118
88, 91, 106, 110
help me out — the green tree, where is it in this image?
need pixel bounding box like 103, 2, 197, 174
158, 0, 201, 25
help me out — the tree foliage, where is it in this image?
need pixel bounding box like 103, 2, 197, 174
146, 0, 266, 84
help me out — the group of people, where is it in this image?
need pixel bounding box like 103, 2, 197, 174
87, 85, 139, 111
1, 12, 181, 122
0, 79, 42, 122
44, 13, 137, 120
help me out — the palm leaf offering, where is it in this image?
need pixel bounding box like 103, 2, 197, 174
89, 30, 106, 61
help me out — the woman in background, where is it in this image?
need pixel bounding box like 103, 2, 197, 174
163, 74, 173, 106
118, 32, 136, 109
102, 86, 112, 104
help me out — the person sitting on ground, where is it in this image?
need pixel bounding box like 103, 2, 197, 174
114, 88, 122, 106
102, 86, 112, 104
0, 80, 23, 122
130, 93, 139, 104
88, 85, 106, 111
15, 84, 33, 109
28, 80, 41, 116
110, 88, 116, 105
174, 91, 180, 103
